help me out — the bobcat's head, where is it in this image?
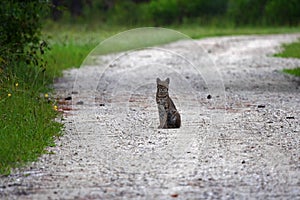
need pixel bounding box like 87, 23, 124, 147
156, 78, 170, 97
156, 77, 170, 88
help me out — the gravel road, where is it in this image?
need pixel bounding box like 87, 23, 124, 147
1, 32, 300, 199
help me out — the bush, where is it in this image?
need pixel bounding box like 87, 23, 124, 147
0, 1, 49, 69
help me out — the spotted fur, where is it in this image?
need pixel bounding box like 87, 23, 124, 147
156, 78, 181, 129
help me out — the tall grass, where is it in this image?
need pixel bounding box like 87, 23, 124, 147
0, 63, 62, 175
45, 43, 97, 76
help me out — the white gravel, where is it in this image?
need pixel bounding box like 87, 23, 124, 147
1, 33, 300, 199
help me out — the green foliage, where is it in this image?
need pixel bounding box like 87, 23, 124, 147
0, 62, 62, 175
133, 0, 228, 25
48, 0, 300, 26
282, 68, 300, 77
148, 0, 180, 25
228, 0, 300, 26
275, 40, 300, 59
175, 25, 300, 39
42, 22, 108, 76
0, 1, 62, 175
107, 1, 141, 25
45, 43, 97, 76
265, 0, 300, 26
0, 1, 50, 68
227, 0, 267, 25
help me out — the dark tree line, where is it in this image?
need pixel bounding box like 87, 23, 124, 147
50, 0, 300, 26
227, 0, 300, 26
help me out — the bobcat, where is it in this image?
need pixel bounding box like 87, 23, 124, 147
156, 78, 181, 129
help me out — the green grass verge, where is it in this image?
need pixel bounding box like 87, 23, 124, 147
0, 63, 62, 175
174, 25, 300, 39
282, 68, 300, 76
45, 43, 97, 76
275, 39, 300, 59
275, 39, 300, 77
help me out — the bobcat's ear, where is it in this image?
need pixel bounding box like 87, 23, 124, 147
156, 78, 161, 83
165, 78, 170, 84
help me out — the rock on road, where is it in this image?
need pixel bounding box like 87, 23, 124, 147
1, 33, 300, 199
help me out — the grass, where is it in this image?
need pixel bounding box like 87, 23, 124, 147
175, 25, 300, 39
282, 68, 300, 76
275, 39, 300, 77
45, 43, 97, 76
0, 63, 62, 175
43, 23, 300, 74
1, 22, 299, 175
43, 23, 135, 76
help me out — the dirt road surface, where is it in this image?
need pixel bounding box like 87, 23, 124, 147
1, 33, 300, 199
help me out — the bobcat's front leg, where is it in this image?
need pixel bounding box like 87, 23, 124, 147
158, 105, 168, 129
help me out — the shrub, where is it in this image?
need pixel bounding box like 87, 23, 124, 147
0, 1, 49, 69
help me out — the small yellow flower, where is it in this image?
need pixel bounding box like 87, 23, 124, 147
44, 93, 49, 98
15, 83, 19, 87
53, 105, 58, 111
8, 93, 11, 97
